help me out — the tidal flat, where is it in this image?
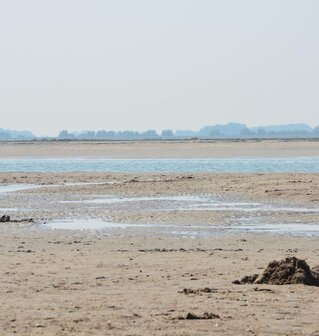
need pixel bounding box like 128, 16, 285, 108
0, 171, 319, 335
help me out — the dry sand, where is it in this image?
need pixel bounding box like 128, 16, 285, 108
1, 139, 319, 158
1, 228, 319, 336
0, 172, 319, 335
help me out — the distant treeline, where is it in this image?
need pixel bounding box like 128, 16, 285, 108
0, 128, 35, 140
1, 123, 319, 140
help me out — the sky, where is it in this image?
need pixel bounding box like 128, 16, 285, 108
0, 0, 318, 136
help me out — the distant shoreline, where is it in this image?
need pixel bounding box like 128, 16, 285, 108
1, 137, 319, 143
0, 139, 319, 159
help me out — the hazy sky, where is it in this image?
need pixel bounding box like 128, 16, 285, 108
0, 0, 318, 136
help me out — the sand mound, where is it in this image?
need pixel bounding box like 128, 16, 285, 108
234, 257, 319, 286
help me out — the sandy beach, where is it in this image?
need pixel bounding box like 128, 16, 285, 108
1, 141, 319, 335
0, 139, 319, 158
3, 0, 319, 333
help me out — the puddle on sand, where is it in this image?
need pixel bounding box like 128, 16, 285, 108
42, 218, 151, 230
178, 204, 319, 213
0, 208, 19, 212
60, 195, 319, 214
41, 218, 224, 236
166, 223, 319, 238
62, 195, 207, 204
230, 223, 319, 236
0, 184, 41, 193
39, 217, 319, 237
0, 181, 119, 194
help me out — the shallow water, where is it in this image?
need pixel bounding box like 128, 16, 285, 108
0, 182, 115, 194
0, 184, 41, 193
1, 157, 319, 173
40, 217, 319, 237
228, 223, 319, 236
62, 195, 207, 204
61, 194, 319, 214
42, 218, 152, 230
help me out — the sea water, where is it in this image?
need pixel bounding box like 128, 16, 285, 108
0, 157, 319, 173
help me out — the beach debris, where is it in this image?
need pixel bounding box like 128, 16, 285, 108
232, 274, 258, 285
0, 215, 10, 222
138, 247, 206, 253
17, 218, 34, 223
178, 312, 220, 320
233, 257, 319, 286
253, 287, 273, 292
0, 215, 34, 223
17, 249, 34, 253
179, 287, 217, 294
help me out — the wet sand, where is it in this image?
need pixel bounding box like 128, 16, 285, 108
1, 172, 319, 335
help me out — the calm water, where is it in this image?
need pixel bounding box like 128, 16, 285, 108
1, 157, 319, 173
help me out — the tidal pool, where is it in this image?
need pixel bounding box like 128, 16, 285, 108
42, 218, 151, 230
